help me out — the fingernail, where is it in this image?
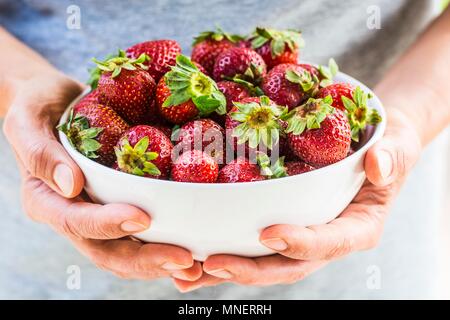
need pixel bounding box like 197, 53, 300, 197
171, 271, 191, 281
261, 238, 288, 251
179, 284, 202, 293
206, 268, 233, 279
162, 262, 190, 271
53, 164, 74, 196
376, 150, 393, 180
120, 221, 148, 233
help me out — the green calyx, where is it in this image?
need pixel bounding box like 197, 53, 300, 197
231, 96, 286, 150
257, 152, 288, 179
57, 109, 103, 159
341, 86, 382, 142
251, 27, 305, 58
163, 55, 227, 116
228, 76, 265, 96
192, 26, 243, 46
284, 96, 335, 135
286, 68, 320, 96
318, 58, 339, 87
92, 49, 150, 79
114, 136, 161, 177
225, 62, 265, 85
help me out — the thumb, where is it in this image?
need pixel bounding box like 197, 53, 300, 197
365, 112, 422, 187
3, 110, 84, 199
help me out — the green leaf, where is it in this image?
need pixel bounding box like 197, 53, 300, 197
134, 136, 149, 154
272, 38, 285, 57
285, 70, 302, 83
341, 96, 357, 112
162, 89, 192, 107
81, 139, 102, 152
328, 58, 339, 77
79, 127, 103, 139
111, 66, 122, 78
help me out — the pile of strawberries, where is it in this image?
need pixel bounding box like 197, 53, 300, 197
59, 27, 381, 183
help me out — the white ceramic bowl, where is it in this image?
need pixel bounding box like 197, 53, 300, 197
59, 71, 386, 261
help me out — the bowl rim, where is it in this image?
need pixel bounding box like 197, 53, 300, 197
59, 69, 386, 189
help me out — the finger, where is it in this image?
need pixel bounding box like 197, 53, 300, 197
173, 273, 226, 293
3, 106, 84, 198
171, 261, 203, 282
74, 238, 194, 280
260, 197, 386, 260
203, 254, 327, 286
22, 176, 151, 239
365, 111, 421, 187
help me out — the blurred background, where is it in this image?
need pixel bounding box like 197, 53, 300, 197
0, 0, 449, 299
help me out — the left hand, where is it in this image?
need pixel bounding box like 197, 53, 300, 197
174, 108, 422, 292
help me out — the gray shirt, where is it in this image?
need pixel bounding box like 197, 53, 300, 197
0, 0, 447, 299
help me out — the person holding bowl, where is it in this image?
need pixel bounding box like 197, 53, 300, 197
0, 0, 449, 298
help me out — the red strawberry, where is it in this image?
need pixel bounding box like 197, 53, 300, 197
286, 96, 351, 166
249, 27, 304, 69
285, 161, 315, 175
269, 59, 339, 106
171, 150, 219, 183
191, 27, 242, 76
152, 123, 173, 139
211, 80, 254, 126
94, 50, 156, 125
213, 47, 267, 83
217, 158, 265, 183
261, 63, 310, 110
126, 39, 181, 82
156, 55, 226, 124
58, 104, 129, 166
317, 83, 354, 111
217, 80, 252, 111
317, 84, 381, 141
173, 119, 225, 164
73, 90, 101, 110
225, 96, 285, 159
115, 125, 173, 179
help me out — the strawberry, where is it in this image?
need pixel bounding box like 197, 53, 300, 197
249, 27, 304, 69
211, 80, 259, 126
285, 96, 351, 166
93, 50, 156, 125
191, 27, 242, 76
271, 59, 339, 107
73, 90, 101, 110
156, 55, 226, 124
173, 119, 225, 164
225, 96, 286, 158
152, 123, 173, 139
114, 125, 173, 179
126, 39, 181, 82
217, 158, 265, 183
171, 150, 219, 183
285, 161, 315, 175
213, 47, 267, 83
217, 80, 252, 111
261, 63, 309, 110
58, 104, 129, 166
317, 84, 381, 141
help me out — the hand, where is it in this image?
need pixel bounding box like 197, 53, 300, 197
3, 72, 202, 281
174, 109, 422, 292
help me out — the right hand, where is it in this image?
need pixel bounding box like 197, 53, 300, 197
3, 71, 202, 281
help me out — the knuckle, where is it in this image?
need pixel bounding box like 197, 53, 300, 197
325, 236, 354, 260
59, 213, 82, 239
26, 140, 53, 179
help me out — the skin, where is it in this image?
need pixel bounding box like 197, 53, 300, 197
1, 7, 450, 292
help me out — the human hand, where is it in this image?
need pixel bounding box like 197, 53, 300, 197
174, 108, 422, 292
3, 72, 201, 280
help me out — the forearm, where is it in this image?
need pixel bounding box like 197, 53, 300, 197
375, 7, 450, 147
0, 27, 61, 116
